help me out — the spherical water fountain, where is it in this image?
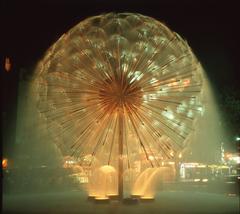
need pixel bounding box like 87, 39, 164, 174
33, 13, 205, 202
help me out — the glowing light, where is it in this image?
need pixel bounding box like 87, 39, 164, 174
198, 164, 207, 168
225, 153, 232, 159
148, 155, 154, 161
183, 79, 190, 87
228, 193, 237, 197
140, 196, 155, 200
162, 110, 174, 120
4, 57, 11, 72
226, 154, 240, 164
2, 158, 8, 169
182, 163, 199, 168
100, 165, 116, 173
95, 197, 109, 201
167, 161, 175, 165
202, 178, 208, 182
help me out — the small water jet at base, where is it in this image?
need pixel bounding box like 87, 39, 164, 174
130, 167, 174, 199
87, 165, 118, 200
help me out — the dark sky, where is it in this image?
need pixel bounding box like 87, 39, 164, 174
2, 0, 239, 90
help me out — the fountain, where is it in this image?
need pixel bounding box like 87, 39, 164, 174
88, 165, 118, 200
131, 167, 174, 200
26, 12, 210, 202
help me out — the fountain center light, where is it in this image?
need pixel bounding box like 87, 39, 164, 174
98, 76, 143, 112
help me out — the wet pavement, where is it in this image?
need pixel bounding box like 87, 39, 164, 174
3, 190, 239, 214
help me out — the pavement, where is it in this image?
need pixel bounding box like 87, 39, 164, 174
2, 190, 239, 214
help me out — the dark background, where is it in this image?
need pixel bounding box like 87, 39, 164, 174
1, 0, 239, 155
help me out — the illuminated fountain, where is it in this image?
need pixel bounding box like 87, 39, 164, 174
88, 165, 118, 200
31, 13, 205, 201
131, 167, 175, 200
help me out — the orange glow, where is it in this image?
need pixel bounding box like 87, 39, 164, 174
225, 153, 232, 159
183, 79, 190, 87
4, 57, 11, 72
168, 79, 178, 87
140, 196, 154, 199
95, 197, 109, 200
107, 194, 118, 197
88, 194, 97, 197
167, 161, 175, 165
2, 158, 8, 169
148, 155, 154, 161
100, 165, 116, 173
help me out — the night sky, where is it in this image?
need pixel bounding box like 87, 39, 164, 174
1, 0, 239, 148
2, 0, 239, 88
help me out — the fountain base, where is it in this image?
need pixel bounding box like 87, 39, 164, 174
94, 197, 110, 204
140, 196, 155, 202
123, 197, 139, 205
131, 194, 142, 199
87, 195, 96, 201
107, 194, 119, 200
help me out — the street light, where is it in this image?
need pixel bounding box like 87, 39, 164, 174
236, 137, 240, 141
